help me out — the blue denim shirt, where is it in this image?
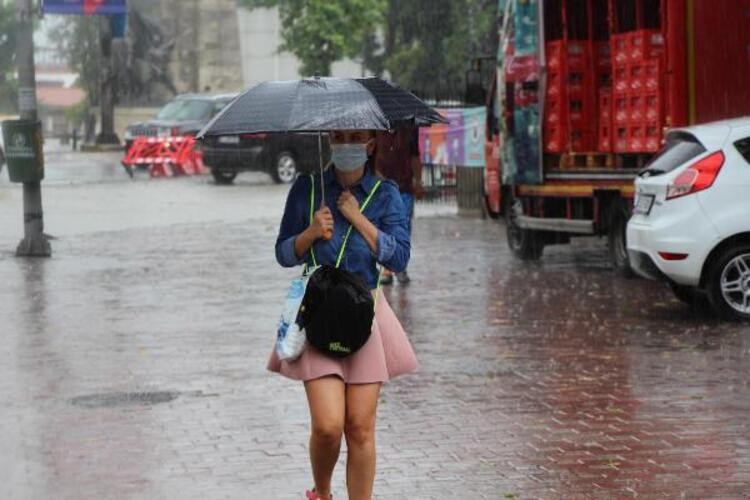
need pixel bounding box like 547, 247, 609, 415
275, 168, 410, 289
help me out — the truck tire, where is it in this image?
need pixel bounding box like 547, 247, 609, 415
211, 167, 237, 185
706, 244, 750, 321
505, 196, 543, 260
271, 151, 298, 184
608, 199, 633, 277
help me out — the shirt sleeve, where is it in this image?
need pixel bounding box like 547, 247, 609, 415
275, 176, 310, 267
374, 184, 410, 272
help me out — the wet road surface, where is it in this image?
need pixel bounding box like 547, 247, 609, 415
1, 161, 749, 499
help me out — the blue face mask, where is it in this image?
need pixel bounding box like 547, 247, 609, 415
331, 143, 368, 172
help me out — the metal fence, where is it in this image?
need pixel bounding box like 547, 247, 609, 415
421, 163, 457, 204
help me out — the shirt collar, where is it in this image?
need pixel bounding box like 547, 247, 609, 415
323, 166, 378, 194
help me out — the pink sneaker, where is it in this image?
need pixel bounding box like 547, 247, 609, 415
305, 489, 332, 500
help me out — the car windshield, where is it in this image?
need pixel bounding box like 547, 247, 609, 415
641, 132, 707, 174
156, 99, 214, 121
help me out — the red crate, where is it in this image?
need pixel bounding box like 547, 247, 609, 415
547, 70, 563, 98
644, 92, 664, 123
598, 127, 612, 151
614, 95, 629, 125
628, 125, 645, 152
544, 126, 566, 153
644, 122, 663, 152
628, 94, 646, 124
570, 129, 595, 152
613, 64, 629, 95
568, 98, 594, 128
546, 40, 591, 71
567, 70, 587, 94
546, 40, 564, 70
599, 89, 612, 121
644, 59, 661, 92
544, 97, 564, 125
629, 30, 665, 62
614, 126, 628, 152
565, 41, 589, 70
629, 63, 645, 93
611, 34, 629, 65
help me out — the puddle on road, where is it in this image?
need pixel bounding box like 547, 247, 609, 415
70, 391, 180, 408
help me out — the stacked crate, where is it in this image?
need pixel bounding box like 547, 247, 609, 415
610, 30, 665, 152
544, 40, 596, 153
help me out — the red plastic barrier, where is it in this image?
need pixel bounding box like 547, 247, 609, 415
121, 136, 207, 178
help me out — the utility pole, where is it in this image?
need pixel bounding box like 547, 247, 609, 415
96, 14, 119, 144
15, 0, 50, 257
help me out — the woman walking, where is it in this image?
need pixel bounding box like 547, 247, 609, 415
268, 129, 419, 500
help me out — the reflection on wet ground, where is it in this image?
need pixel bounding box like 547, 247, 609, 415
0, 196, 748, 498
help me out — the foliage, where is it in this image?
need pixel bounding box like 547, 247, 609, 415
239, 0, 497, 95
381, 0, 497, 95
65, 100, 89, 128
239, 0, 385, 77
51, 16, 101, 105
0, 1, 18, 112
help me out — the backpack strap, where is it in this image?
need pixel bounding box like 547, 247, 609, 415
335, 179, 382, 268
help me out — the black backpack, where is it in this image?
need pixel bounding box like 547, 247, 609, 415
300, 174, 382, 358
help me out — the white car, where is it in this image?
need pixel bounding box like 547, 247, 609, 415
627, 117, 750, 321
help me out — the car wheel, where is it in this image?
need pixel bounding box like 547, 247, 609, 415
505, 196, 543, 260
707, 244, 750, 321
272, 151, 298, 184
211, 168, 237, 185
608, 199, 634, 277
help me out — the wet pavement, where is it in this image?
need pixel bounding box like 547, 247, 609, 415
1, 158, 749, 499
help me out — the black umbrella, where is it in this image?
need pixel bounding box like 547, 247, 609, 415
197, 76, 447, 137
197, 76, 447, 207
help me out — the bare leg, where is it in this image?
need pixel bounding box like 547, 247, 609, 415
304, 376, 346, 498
344, 382, 381, 500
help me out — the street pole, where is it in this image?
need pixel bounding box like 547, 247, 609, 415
15, 0, 50, 257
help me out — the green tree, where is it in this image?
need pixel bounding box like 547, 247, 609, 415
0, 1, 19, 112
239, 0, 385, 77
382, 0, 497, 95
51, 16, 101, 106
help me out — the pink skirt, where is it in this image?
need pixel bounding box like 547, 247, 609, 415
267, 289, 418, 384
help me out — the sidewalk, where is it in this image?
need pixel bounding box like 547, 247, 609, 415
1, 176, 749, 499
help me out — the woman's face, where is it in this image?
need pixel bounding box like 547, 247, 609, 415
330, 130, 376, 156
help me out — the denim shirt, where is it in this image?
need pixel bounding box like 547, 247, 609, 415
275, 167, 410, 289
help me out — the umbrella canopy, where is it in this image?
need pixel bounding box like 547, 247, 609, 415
197, 77, 448, 138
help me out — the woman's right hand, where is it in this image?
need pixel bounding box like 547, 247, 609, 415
311, 206, 334, 240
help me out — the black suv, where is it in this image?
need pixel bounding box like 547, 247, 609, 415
124, 93, 236, 151
200, 132, 331, 184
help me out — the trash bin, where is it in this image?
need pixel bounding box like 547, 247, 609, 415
1, 119, 44, 183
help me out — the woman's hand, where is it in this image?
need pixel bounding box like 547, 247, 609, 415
337, 190, 361, 223
311, 206, 334, 240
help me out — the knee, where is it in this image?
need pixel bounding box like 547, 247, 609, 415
344, 418, 375, 447
311, 422, 344, 445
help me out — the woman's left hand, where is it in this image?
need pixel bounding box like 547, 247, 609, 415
337, 190, 360, 223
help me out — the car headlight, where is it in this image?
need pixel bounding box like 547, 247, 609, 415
123, 129, 134, 140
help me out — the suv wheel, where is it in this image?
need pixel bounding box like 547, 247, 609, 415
211, 167, 237, 185
272, 151, 298, 184
707, 244, 750, 321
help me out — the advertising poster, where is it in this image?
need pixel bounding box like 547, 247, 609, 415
418, 107, 486, 167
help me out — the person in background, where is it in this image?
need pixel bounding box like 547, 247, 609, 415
374, 126, 423, 285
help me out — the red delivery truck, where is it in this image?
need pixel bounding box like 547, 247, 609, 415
485, 0, 750, 274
